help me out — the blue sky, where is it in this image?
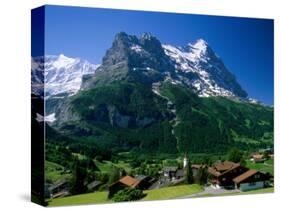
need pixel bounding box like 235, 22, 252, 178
44, 5, 274, 105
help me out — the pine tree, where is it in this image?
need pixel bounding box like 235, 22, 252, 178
70, 160, 87, 195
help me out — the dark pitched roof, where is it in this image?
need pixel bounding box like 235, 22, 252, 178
233, 169, 258, 184
214, 161, 239, 172
208, 167, 221, 177
208, 161, 241, 177
135, 175, 148, 181
87, 181, 101, 190
48, 180, 69, 191
192, 164, 206, 169
176, 169, 184, 177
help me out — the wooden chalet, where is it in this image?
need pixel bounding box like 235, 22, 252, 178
135, 175, 155, 190
251, 154, 266, 163
233, 169, 271, 191
208, 161, 248, 189
108, 175, 154, 198
47, 180, 70, 198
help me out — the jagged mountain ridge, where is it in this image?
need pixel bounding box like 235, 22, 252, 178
163, 39, 247, 98
82, 32, 248, 101
32, 32, 252, 102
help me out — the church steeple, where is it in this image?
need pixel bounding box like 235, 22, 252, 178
183, 152, 188, 168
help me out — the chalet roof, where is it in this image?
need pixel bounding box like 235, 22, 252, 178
208, 167, 221, 177
214, 161, 239, 172
119, 176, 140, 188
208, 161, 241, 177
233, 169, 258, 184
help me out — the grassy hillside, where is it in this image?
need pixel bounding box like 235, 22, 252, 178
160, 82, 273, 153
47, 184, 202, 206
46, 81, 273, 171
143, 184, 203, 201
48, 191, 110, 206
45, 161, 71, 184
246, 159, 274, 175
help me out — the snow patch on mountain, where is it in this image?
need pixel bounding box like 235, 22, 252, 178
35, 113, 56, 123
131, 44, 143, 53
162, 39, 247, 99
32, 55, 99, 97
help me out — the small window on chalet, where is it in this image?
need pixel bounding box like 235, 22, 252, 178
249, 182, 256, 186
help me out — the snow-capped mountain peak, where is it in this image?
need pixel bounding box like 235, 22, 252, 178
51, 54, 78, 70
189, 39, 208, 51
162, 39, 248, 99
187, 39, 208, 60
32, 55, 99, 97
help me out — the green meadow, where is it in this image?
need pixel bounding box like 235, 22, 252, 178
48, 184, 202, 206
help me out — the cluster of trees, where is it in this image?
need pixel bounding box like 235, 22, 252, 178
111, 188, 145, 202
227, 147, 246, 165
69, 158, 98, 194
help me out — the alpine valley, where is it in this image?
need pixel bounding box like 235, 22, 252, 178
32, 32, 273, 166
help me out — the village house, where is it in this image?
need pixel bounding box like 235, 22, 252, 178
250, 153, 266, 163
191, 164, 207, 177
46, 180, 70, 198
163, 166, 178, 179
163, 154, 189, 180
108, 175, 154, 198
135, 175, 156, 190
208, 161, 248, 189
233, 169, 271, 191
163, 166, 187, 180
175, 169, 185, 179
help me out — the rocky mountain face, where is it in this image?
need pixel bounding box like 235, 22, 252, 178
163, 39, 247, 98
82, 32, 248, 100
32, 54, 99, 98
82, 32, 175, 89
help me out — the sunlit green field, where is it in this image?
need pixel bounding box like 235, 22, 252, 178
48, 191, 110, 206
94, 160, 132, 174
48, 184, 202, 206
143, 184, 203, 201
246, 159, 274, 175
241, 187, 274, 194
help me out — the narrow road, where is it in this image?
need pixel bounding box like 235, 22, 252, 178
178, 186, 240, 199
